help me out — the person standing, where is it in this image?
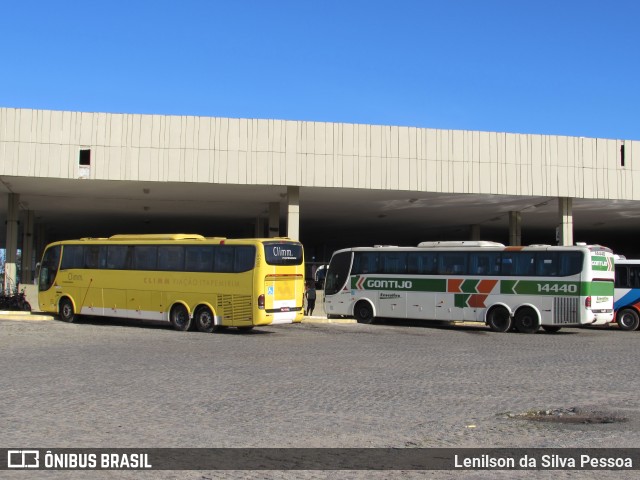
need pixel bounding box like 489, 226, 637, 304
304, 281, 317, 316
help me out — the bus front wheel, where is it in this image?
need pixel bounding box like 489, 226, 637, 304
353, 301, 374, 324
487, 307, 511, 332
170, 304, 192, 331
514, 307, 540, 334
617, 308, 640, 331
59, 298, 76, 323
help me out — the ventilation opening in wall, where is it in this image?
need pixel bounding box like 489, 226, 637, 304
620, 143, 625, 167
79, 149, 91, 166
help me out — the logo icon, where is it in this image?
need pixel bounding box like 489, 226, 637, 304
8, 450, 40, 468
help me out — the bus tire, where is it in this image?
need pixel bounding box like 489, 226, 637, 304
542, 325, 562, 333
59, 298, 76, 323
487, 306, 511, 332
170, 304, 192, 331
617, 308, 640, 331
353, 301, 375, 324
195, 306, 216, 333
514, 307, 540, 334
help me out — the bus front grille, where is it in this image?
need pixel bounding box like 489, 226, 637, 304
553, 297, 579, 324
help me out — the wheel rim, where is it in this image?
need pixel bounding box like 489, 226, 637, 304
489, 308, 510, 331
199, 311, 212, 329
356, 304, 372, 322
174, 308, 188, 327
516, 308, 539, 333
620, 312, 634, 328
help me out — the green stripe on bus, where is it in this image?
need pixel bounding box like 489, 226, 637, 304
352, 276, 611, 297
500, 280, 582, 296
455, 294, 469, 308
460, 279, 479, 293
584, 281, 614, 296
352, 277, 446, 292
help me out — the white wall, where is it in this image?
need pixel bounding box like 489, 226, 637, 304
1, 107, 637, 200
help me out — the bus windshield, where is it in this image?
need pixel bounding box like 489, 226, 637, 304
325, 251, 352, 295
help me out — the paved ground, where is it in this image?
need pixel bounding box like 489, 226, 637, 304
1, 314, 640, 479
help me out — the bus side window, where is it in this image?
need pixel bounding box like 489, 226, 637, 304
353, 252, 378, 274
85, 245, 105, 269
630, 266, 640, 289
615, 266, 628, 288
380, 252, 407, 274
536, 253, 558, 276
500, 254, 514, 275
439, 253, 468, 275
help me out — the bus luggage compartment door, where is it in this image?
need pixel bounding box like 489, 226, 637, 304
377, 291, 407, 319
264, 275, 299, 324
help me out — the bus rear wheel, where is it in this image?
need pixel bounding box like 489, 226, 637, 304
170, 304, 192, 331
195, 307, 216, 333
617, 308, 640, 331
59, 298, 76, 323
514, 307, 540, 334
353, 301, 374, 324
487, 306, 511, 332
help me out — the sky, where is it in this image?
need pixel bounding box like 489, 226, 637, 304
1, 0, 638, 140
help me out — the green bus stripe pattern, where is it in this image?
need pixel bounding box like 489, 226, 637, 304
351, 276, 612, 297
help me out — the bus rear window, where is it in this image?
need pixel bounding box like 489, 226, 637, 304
264, 242, 303, 266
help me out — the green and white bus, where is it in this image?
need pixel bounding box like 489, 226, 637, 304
323, 241, 615, 333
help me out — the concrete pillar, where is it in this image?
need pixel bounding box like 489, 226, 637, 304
558, 197, 573, 246
254, 216, 266, 238
4, 193, 19, 293
21, 210, 35, 284
286, 186, 300, 241
268, 202, 279, 238
470, 224, 481, 241
508, 211, 522, 246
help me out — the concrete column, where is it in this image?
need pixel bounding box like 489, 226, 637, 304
508, 211, 522, 246
4, 193, 19, 293
558, 197, 573, 246
470, 224, 481, 241
268, 202, 279, 238
21, 210, 35, 284
286, 186, 300, 241
254, 216, 266, 238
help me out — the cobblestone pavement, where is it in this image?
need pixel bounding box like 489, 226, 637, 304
1, 317, 640, 479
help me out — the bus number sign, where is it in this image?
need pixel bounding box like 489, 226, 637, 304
537, 283, 578, 294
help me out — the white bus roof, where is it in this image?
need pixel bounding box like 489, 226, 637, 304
418, 241, 505, 248
615, 258, 640, 265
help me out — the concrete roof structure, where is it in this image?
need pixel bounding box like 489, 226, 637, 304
1, 107, 639, 274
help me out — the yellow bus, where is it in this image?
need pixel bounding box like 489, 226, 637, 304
37, 234, 305, 331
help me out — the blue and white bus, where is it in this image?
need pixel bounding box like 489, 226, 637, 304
614, 258, 640, 331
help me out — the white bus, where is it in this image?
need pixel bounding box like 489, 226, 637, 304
323, 241, 615, 333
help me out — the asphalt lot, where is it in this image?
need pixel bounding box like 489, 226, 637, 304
1, 315, 640, 479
